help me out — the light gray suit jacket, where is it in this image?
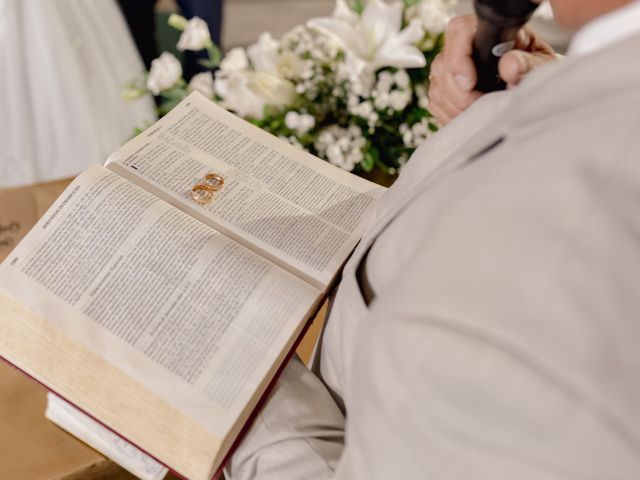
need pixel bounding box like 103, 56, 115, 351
227, 32, 640, 480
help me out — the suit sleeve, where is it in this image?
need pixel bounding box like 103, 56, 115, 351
225, 355, 345, 480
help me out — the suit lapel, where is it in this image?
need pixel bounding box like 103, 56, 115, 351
354, 120, 510, 264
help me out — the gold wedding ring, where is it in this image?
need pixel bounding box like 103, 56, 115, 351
190, 173, 224, 205
190, 184, 215, 205
203, 172, 224, 190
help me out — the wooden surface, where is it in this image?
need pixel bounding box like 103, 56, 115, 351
0, 177, 324, 479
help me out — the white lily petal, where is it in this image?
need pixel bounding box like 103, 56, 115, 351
361, 0, 403, 52
307, 17, 368, 58
343, 51, 371, 81
309, 0, 434, 71
374, 45, 425, 69
333, 0, 358, 24
375, 19, 426, 69
396, 18, 426, 46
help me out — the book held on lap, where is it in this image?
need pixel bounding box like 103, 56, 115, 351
0, 92, 384, 480
45, 393, 168, 480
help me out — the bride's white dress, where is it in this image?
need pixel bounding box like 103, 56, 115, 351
0, 0, 156, 187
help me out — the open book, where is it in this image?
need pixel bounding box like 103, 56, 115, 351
0, 92, 385, 480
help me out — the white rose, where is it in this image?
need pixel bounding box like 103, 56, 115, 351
187, 72, 215, 98
220, 47, 250, 72
177, 17, 211, 51
247, 32, 280, 75
146, 52, 182, 95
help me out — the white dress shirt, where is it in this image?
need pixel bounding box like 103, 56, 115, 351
568, 0, 640, 56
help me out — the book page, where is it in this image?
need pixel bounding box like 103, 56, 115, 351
0, 165, 320, 441
105, 92, 385, 289
45, 394, 168, 480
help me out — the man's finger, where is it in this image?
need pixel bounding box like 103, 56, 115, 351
442, 72, 483, 111
513, 26, 556, 55
442, 15, 478, 92
427, 77, 456, 125
428, 101, 453, 126
499, 50, 548, 87
430, 53, 445, 78
513, 27, 535, 51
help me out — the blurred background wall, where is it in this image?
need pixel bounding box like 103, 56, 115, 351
155, 0, 572, 52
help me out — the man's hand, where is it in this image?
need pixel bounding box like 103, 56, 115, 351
427, 14, 557, 126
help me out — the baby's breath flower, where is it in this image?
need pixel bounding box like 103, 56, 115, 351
315, 124, 366, 171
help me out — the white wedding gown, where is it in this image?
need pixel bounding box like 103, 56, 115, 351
0, 0, 156, 187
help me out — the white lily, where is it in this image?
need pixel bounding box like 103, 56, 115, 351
332, 0, 359, 23
214, 45, 295, 119
177, 17, 212, 51
307, 0, 426, 71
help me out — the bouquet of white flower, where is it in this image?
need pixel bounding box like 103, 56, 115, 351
125, 0, 456, 183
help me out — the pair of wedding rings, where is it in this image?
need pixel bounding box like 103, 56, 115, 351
190, 172, 225, 205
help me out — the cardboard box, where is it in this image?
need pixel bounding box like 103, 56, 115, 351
0, 178, 72, 263
0, 178, 134, 479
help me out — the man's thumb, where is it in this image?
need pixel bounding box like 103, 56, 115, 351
498, 50, 536, 87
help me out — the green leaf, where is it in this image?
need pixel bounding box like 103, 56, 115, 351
160, 86, 189, 101
206, 43, 223, 67
361, 148, 377, 172
197, 59, 218, 69
350, 0, 365, 15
